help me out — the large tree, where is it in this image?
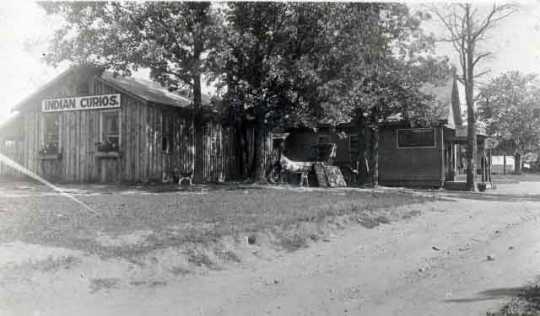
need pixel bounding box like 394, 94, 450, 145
40, 2, 223, 182
478, 71, 540, 174
220, 3, 448, 183
432, 3, 515, 190
318, 4, 450, 185
218, 3, 358, 181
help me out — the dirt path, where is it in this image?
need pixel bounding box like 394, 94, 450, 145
3, 183, 540, 315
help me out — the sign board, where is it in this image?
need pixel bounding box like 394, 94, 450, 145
42, 94, 121, 112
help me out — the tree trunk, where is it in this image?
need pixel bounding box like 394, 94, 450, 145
192, 25, 204, 183
251, 105, 267, 183
234, 121, 246, 179
192, 76, 204, 183
368, 126, 379, 186
514, 152, 522, 174
465, 98, 477, 191
465, 6, 477, 192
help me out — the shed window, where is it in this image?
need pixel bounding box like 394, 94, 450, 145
42, 113, 60, 154
349, 134, 361, 161
161, 112, 173, 153
100, 110, 120, 151
397, 128, 435, 148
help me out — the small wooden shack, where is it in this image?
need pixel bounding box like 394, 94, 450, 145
378, 75, 489, 188
378, 122, 487, 187
0, 65, 244, 183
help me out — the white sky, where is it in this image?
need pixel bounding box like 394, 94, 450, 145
1, 1, 540, 123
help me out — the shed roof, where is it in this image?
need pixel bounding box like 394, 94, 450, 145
419, 74, 465, 128
12, 65, 212, 111
100, 71, 212, 108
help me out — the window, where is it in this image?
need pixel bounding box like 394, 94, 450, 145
349, 134, 361, 161
161, 112, 173, 153
100, 110, 120, 151
397, 128, 436, 148
41, 113, 60, 154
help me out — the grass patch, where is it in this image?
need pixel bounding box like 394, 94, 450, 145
89, 278, 120, 293
279, 233, 309, 252
0, 184, 435, 262
489, 286, 540, 316
6, 255, 81, 273
185, 249, 215, 268
170, 266, 191, 276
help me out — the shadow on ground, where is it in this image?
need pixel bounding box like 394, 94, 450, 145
445, 287, 526, 303
441, 191, 540, 203
445, 283, 540, 315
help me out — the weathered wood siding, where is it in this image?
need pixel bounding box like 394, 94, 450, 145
378, 126, 445, 187
1, 69, 271, 183
0, 139, 25, 177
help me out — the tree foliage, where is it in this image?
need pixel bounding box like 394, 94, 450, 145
219, 3, 449, 181
41, 2, 451, 182
478, 71, 540, 172
40, 1, 224, 181
40, 2, 222, 92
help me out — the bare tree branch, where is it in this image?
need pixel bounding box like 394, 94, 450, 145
472, 4, 516, 41
473, 69, 491, 79
472, 52, 491, 67
430, 2, 516, 190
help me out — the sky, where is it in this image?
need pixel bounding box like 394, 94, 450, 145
1, 1, 540, 123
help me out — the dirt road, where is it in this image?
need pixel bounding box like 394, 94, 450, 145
3, 182, 540, 315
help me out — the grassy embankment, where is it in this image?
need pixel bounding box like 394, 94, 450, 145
0, 182, 436, 268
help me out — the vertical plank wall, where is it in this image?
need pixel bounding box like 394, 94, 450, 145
0, 139, 25, 177
1, 70, 273, 183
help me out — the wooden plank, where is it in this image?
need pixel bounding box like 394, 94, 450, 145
314, 163, 328, 187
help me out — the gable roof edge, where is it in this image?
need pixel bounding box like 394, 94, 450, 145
95, 76, 150, 105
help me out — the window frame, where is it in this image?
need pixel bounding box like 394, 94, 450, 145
41, 112, 61, 153
161, 111, 173, 154
396, 128, 436, 149
99, 109, 121, 150
348, 133, 361, 161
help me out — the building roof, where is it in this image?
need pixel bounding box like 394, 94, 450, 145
100, 71, 212, 108
419, 74, 465, 128
12, 65, 212, 111
0, 112, 24, 139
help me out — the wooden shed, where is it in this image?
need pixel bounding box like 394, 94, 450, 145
378, 74, 490, 188
0, 65, 241, 183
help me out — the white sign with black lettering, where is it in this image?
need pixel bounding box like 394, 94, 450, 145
42, 94, 121, 112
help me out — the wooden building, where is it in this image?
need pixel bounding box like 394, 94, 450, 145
0, 65, 246, 183
378, 122, 487, 187
378, 75, 489, 188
